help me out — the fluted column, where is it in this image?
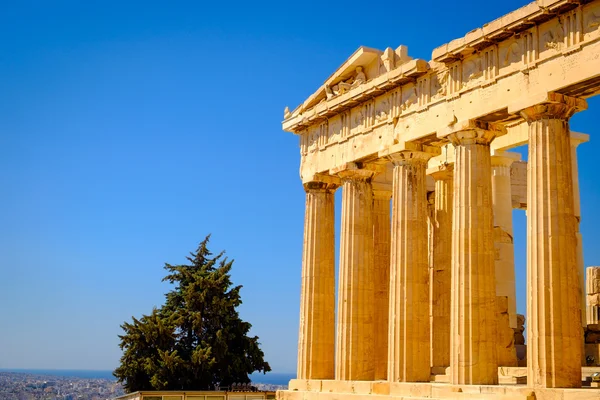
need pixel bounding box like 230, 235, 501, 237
449, 125, 499, 385
297, 181, 337, 380
570, 133, 588, 328
429, 165, 453, 370
387, 151, 432, 382
373, 185, 392, 381
335, 168, 376, 381
491, 151, 519, 329
520, 93, 586, 388
491, 151, 519, 367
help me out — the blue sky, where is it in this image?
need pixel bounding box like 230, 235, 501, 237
1, 0, 599, 374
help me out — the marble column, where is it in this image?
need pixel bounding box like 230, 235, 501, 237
519, 93, 586, 388
335, 168, 376, 381
449, 125, 499, 385
297, 181, 337, 380
491, 151, 519, 328
429, 165, 453, 371
570, 133, 588, 366
491, 151, 519, 367
570, 133, 588, 328
387, 151, 432, 382
373, 185, 392, 381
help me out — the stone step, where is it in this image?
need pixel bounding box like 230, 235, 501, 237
430, 374, 450, 383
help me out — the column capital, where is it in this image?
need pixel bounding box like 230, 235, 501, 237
428, 163, 454, 181
518, 93, 587, 122
330, 162, 383, 182
491, 150, 521, 168
378, 141, 441, 161
387, 150, 434, 167
303, 181, 339, 193
439, 119, 506, 146
302, 173, 340, 190
570, 131, 590, 148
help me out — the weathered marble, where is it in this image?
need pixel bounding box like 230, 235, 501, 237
335, 167, 377, 381
519, 93, 586, 388
372, 182, 392, 381
387, 151, 433, 382
446, 123, 500, 385
429, 165, 453, 371
491, 151, 519, 367
282, 0, 600, 396
588, 267, 600, 325
297, 181, 337, 379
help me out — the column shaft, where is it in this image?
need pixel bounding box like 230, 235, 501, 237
491, 154, 518, 367
450, 128, 498, 385
336, 172, 375, 381
388, 152, 431, 382
430, 166, 453, 370
297, 182, 336, 379
570, 137, 587, 328
373, 190, 391, 381
521, 96, 585, 388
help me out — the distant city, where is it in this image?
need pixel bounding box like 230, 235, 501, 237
0, 370, 293, 400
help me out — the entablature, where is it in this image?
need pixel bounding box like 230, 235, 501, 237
432, 0, 592, 63
286, 0, 600, 183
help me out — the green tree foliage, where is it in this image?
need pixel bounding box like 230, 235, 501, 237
114, 235, 271, 392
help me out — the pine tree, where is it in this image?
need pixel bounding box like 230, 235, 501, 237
114, 235, 271, 392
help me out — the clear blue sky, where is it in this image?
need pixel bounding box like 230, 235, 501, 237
1, 0, 599, 374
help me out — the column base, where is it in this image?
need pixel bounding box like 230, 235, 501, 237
281, 377, 600, 400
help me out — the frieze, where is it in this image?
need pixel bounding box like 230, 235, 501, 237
417, 75, 431, 107
584, 3, 600, 38
431, 70, 449, 100
401, 84, 418, 112
542, 21, 565, 51
587, 10, 600, 29
390, 88, 402, 119
481, 45, 499, 82
448, 62, 461, 96
502, 41, 521, 67
318, 121, 329, 148
328, 114, 343, 144
523, 28, 538, 66
374, 94, 392, 125
462, 55, 483, 86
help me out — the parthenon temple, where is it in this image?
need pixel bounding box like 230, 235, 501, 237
279, 0, 600, 399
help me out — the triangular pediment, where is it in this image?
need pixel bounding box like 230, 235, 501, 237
299, 46, 384, 112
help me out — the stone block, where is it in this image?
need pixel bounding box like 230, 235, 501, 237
430, 366, 447, 375
288, 379, 307, 391
350, 381, 372, 394
278, 391, 301, 400
587, 267, 600, 294
588, 294, 600, 307
431, 374, 450, 383
320, 380, 352, 394
371, 382, 389, 395
389, 382, 432, 398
